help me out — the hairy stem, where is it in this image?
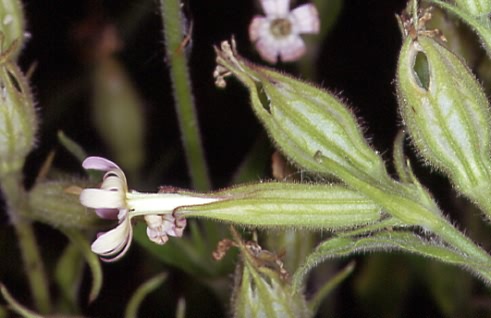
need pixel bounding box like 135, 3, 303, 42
1, 173, 51, 313
160, 0, 211, 191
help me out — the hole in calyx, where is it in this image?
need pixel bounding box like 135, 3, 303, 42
254, 81, 271, 113
413, 51, 430, 90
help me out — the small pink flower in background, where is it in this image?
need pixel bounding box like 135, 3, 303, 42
79, 156, 218, 261
249, 0, 320, 63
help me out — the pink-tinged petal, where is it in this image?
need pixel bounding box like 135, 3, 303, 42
166, 216, 187, 237
255, 37, 280, 63
249, 16, 268, 42
278, 35, 306, 62
260, 0, 290, 17
95, 208, 119, 220
82, 156, 121, 172
289, 4, 320, 34
80, 189, 125, 209
146, 227, 169, 245
91, 220, 131, 258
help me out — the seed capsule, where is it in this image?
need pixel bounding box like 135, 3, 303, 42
0, 0, 26, 59
0, 58, 37, 176
214, 41, 389, 184
397, 35, 491, 210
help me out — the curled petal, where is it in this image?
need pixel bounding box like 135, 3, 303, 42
100, 174, 127, 192
146, 227, 169, 245
260, 0, 290, 17
91, 219, 132, 262
94, 208, 119, 220
80, 189, 125, 209
82, 156, 121, 172
166, 215, 187, 237
289, 4, 320, 34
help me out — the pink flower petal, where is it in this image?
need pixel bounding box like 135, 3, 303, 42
255, 37, 280, 63
82, 156, 121, 172
278, 35, 306, 62
95, 208, 119, 219
146, 227, 169, 245
260, 0, 290, 17
249, 16, 268, 42
289, 4, 320, 34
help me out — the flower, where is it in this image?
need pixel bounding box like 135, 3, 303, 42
79, 156, 219, 261
249, 0, 320, 63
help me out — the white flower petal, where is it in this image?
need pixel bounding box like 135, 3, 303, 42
80, 189, 125, 209
261, 0, 290, 17
82, 156, 121, 172
255, 37, 280, 63
101, 175, 126, 192
278, 35, 306, 62
249, 16, 269, 42
91, 220, 131, 256
289, 4, 320, 34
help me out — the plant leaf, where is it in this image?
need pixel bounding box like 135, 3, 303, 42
124, 273, 167, 318
292, 231, 488, 290
61, 229, 103, 303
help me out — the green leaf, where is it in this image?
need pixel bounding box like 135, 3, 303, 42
54, 243, 84, 312
124, 273, 167, 318
57, 130, 87, 163
292, 231, 489, 290
0, 283, 43, 318
308, 261, 355, 314
62, 229, 103, 303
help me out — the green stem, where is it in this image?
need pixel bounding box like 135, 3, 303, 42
1, 173, 51, 313
159, 0, 211, 191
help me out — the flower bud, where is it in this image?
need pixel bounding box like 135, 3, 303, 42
453, 0, 491, 16
0, 60, 37, 176
232, 238, 309, 318
28, 181, 104, 229
397, 35, 491, 209
0, 0, 26, 59
214, 41, 388, 183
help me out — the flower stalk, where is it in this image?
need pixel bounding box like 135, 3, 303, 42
1, 173, 51, 313
159, 0, 211, 191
